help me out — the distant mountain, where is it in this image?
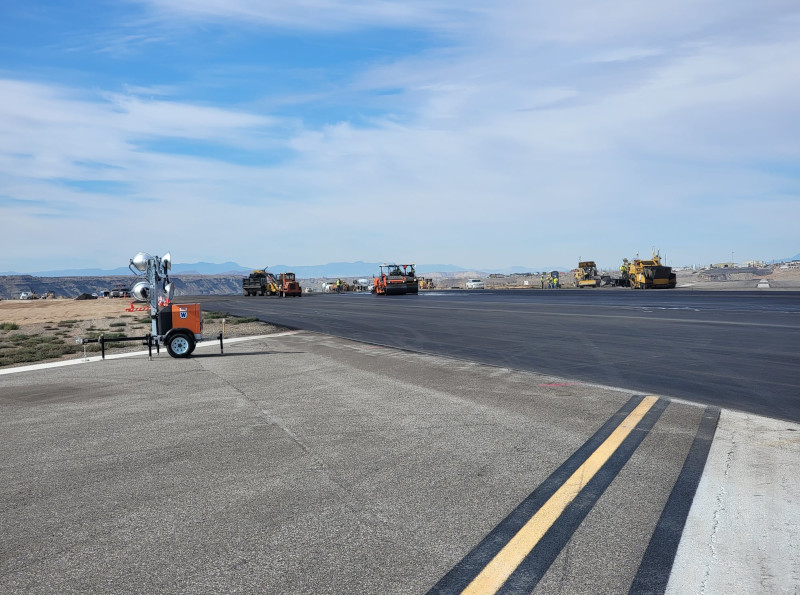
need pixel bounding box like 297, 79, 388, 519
483, 265, 569, 274
170, 261, 253, 275
14, 267, 135, 277
1, 261, 254, 277
264, 261, 378, 278
0, 274, 244, 300
1, 260, 573, 279
264, 262, 470, 278
776, 253, 800, 263
415, 263, 469, 274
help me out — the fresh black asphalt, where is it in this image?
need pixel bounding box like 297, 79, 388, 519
193, 289, 800, 422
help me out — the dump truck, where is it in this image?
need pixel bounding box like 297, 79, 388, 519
277, 272, 302, 297
621, 252, 677, 289
242, 269, 279, 296
574, 261, 601, 288
373, 263, 419, 295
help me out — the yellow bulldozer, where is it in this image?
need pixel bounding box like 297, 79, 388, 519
621, 252, 677, 289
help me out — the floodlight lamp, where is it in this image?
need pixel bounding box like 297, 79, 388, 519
131, 252, 152, 272
165, 282, 174, 300
162, 252, 172, 272
131, 280, 150, 302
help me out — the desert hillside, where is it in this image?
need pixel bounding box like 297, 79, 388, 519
0, 274, 243, 300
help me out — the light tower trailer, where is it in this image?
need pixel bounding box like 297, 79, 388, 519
128, 251, 216, 358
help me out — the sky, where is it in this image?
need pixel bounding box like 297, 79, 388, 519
1, 1, 799, 273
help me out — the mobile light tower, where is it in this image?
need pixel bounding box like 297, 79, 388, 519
129, 251, 204, 358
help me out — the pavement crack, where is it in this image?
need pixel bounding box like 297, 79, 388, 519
261, 411, 326, 471
194, 360, 324, 465
701, 442, 735, 593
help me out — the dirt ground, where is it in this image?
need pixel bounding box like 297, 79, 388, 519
0, 297, 137, 325
0, 297, 282, 369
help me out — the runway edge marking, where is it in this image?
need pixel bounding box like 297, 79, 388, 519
0, 331, 300, 376
428, 394, 668, 595
629, 405, 721, 594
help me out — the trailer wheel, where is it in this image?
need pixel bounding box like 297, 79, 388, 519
166, 332, 195, 358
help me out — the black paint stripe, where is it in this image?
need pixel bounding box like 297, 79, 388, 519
496, 397, 668, 594
629, 405, 721, 595
427, 394, 653, 595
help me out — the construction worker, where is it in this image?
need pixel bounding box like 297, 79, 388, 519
336, 279, 341, 294
541, 274, 546, 289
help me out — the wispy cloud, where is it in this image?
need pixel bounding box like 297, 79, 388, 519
137, 0, 474, 32
1, 1, 799, 271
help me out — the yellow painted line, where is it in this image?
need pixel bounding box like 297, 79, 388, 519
462, 395, 659, 595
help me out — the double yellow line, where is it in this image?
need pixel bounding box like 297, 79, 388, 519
461, 395, 660, 594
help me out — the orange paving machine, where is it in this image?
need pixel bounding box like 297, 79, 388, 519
373, 263, 419, 295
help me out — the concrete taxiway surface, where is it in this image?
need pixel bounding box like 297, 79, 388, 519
1, 332, 797, 594
195, 290, 800, 422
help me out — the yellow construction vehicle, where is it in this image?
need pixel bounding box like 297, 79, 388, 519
621, 252, 677, 289
574, 261, 601, 287
242, 269, 279, 296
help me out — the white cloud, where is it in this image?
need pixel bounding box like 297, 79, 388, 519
587, 47, 665, 64
136, 0, 474, 32
2, 2, 799, 271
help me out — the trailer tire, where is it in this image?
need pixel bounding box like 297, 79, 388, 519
166, 331, 195, 358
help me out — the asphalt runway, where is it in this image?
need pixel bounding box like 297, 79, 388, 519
194, 289, 800, 423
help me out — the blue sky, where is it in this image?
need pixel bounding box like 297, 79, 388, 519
1, 0, 799, 273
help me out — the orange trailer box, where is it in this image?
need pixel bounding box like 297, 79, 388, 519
158, 303, 203, 336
